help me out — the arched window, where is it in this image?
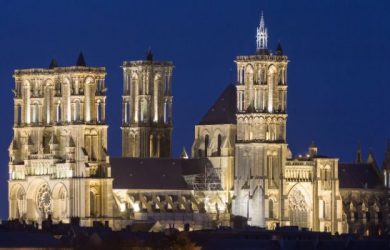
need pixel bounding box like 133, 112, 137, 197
217, 134, 222, 156
204, 134, 209, 157
269, 199, 274, 219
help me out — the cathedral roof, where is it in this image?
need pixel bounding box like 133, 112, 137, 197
110, 158, 205, 190
198, 84, 237, 125
338, 163, 383, 189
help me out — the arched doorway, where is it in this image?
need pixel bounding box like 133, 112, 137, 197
52, 184, 68, 221
10, 184, 26, 219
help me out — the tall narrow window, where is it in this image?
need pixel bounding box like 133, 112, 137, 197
267, 155, 273, 180
241, 68, 245, 84
217, 134, 222, 156
127, 76, 131, 95
127, 101, 131, 124
75, 100, 80, 121
238, 91, 245, 111
32, 103, 39, 124
16, 105, 22, 125
96, 101, 101, 122
90, 191, 96, 216
163, 100, 168, 124
204, 135, 209, 157
140, 99, 147, 123
56, 102, 62, 123
269, 199, 274, 219
124, 102, 129, 124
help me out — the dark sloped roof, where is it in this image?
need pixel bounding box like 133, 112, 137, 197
338, 163, 383, 189
110, 158, 205, 190
199, 84, 237, 125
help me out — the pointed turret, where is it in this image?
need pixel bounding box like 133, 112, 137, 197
256, 11, 269, 54
146, 48, 153, 61
276, 41, 283, 55
367, 150, 377, 167
355, 144, 363, 164
48, 58, 58, 69
76, 52, 86, 66
180, 147, 189, 159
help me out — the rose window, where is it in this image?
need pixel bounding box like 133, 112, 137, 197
37, 184, 52, 215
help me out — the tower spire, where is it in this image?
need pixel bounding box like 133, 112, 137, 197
256, 11, 268, 51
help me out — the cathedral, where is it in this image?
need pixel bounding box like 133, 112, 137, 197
8, 14, 390, 235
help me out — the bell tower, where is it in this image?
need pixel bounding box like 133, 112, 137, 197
121, 50, 173, 158
233, 13, 289, 226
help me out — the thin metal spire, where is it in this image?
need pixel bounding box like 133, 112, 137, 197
256, 11, 268, 50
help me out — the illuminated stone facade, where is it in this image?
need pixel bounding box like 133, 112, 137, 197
121, 51, 173, 158
8, 14, 389, 235
8, 54, 113, 226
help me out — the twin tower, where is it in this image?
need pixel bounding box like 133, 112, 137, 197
121, 50, 173, 158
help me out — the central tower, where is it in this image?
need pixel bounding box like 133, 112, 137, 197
121, 51, 173, 158
233, 14, 289, 226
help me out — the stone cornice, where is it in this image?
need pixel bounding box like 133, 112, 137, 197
122, 60, 173, 67
235, 54, 288, 62
236, 113, 287, 120
13, 66, 106, 78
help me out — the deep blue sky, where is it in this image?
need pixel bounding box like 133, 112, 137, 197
0, 0, 390, 218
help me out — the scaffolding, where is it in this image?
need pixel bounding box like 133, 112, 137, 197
193, 165, 222, 191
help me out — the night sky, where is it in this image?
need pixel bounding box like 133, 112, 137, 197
0, 0, 390, 219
